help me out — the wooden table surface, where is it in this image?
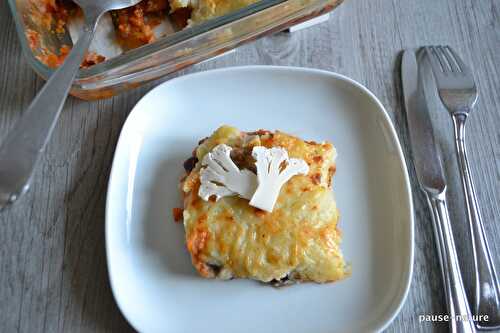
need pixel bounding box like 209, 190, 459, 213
1, 0, 499, 332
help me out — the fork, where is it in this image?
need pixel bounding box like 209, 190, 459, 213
425, 45, 500, 329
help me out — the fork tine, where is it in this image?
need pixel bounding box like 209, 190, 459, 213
425, 46, 447, 75
434, 46, 454, 72
444, 46, 470, 74
439, 46, 461, 73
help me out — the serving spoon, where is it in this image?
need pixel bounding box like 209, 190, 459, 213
0, 0, 142, 210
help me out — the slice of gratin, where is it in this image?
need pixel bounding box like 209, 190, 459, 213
180, 125, 350, 284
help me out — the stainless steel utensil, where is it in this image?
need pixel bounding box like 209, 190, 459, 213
402, 49, 476, 333
0, 0, 142, 210
425, 45, 500, 329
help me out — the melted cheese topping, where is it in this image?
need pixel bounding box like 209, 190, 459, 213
169, 0, 260, 25
181, 126, 349, 283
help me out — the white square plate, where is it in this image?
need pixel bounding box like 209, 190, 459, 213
106, 66, 414, 333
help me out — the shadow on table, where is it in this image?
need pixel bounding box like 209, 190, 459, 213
61, 97, 139, 333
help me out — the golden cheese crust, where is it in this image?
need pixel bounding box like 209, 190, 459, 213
180, 126, 349, 284
169, 0, 260, 25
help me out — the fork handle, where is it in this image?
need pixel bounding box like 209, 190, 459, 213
427, 192, 476, 333
0, 17, 98, 210
452, 113, 500, 328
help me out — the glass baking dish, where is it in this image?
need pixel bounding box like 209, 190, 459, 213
8, 0, 343, 100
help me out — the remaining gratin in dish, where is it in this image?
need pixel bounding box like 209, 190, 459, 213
178, 125, 350, 285
25, 0, 259, 67
170, 0, 260, 25
10, 0, 344, 99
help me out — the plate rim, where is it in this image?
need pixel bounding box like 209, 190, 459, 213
105, 65, 415, 333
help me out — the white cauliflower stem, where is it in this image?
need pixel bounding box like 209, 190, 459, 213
249, 146, 309, 212
199, 144, 257, 201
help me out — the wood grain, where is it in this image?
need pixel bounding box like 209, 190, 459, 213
0, 0, 499, 332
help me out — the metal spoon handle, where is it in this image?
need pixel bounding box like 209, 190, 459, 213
427, 193, 476, 333
0, 18, 97, 209
452, 113, 500, 328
